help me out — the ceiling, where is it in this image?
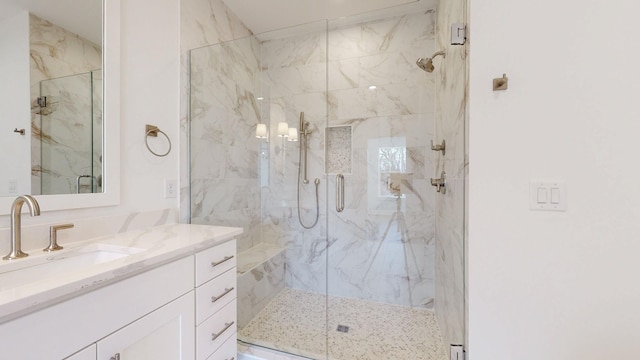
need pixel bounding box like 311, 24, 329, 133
1, 0, 102, 44
222, 0, 437, 35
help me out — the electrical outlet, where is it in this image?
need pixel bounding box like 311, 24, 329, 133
164, 179, 177, 198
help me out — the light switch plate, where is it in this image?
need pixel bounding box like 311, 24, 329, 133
530, 181, 567, 211
164, 179, 177, 198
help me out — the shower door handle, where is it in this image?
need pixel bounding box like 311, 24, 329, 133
336, 174, 345, 213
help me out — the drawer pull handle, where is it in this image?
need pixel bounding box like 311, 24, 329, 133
211, 321, 235, 341
211, 287, 235, 303
110, 354, 121, 360
211, 255, 234, 267
225, 357, 235, 360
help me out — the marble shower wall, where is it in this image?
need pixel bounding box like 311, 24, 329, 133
187, 6, 449, 311
255, 11, 438, 308
189, 35, 263, 253
29, 14, 102, 194
325, 12, 437, 307
180, 0, 253, 223
258, 24, 330, 295
434, 0, 468, 351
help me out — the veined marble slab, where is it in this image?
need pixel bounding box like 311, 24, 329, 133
0, 224, 242, 324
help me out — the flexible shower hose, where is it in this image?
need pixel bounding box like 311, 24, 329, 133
297, 137, 320, 229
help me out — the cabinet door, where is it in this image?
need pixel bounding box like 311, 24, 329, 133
65, 344, 97, 360
97, 292, 194, 360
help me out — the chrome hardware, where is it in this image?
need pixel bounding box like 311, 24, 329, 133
211, 255, 234, 267
37, 96, 47, 108
431, 139, 446, 156
336, 174, 345, 213
4, 195, 40, 260
225, 357, 235, 360
13, 128, 25, 136
211, 287, 235, 303
211, 321, 234, 341
493, 73, 508, 91
430, 171, 447, 194
44, 223, 74, 252
110, 354, 120, 360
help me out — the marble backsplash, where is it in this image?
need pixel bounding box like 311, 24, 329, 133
0, 209, 178, 257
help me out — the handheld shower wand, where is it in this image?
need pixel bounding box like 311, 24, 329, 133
297, 112, 320, 229
300, 112, 311, 184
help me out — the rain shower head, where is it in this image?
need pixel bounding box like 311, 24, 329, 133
416, 50, 446, 73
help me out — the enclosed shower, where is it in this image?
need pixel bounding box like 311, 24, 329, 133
189, 1, 466, 359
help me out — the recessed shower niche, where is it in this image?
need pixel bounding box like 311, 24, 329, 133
325, 125, 353, 174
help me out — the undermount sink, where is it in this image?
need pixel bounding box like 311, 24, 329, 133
0, 244, 146, 292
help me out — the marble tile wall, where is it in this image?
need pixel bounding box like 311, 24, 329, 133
434, 0, 468, 351
254, 11, 438, 308
187, 2, 463, 321
180, 0, 253, 224
0, 209, 178, 256
29, 14, 102, 195
189, 35, 263, 254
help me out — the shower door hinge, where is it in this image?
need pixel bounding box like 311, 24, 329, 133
450, 344, 465, 360
451, 23, 466, 45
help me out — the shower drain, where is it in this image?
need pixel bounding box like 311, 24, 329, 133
336, 325, 350, 333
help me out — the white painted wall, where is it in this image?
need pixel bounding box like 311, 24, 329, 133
468, 1, 640, 359
0, 0, 180, 228
0, 12, 31, 196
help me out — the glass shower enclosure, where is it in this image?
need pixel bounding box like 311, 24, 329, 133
190, 1, 466, 359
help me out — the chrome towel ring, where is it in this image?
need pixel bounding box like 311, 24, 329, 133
145, 124, 172, 157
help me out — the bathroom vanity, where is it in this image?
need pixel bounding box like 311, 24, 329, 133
0, 224, 241, 360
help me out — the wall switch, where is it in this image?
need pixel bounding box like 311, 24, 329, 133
8, 179, 17, 194
530, 181, 567, 211
164, 179, 177, 198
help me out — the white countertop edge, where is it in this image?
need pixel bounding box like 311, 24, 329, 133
0, 224, 243, 324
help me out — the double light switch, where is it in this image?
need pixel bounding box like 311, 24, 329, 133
530, 181, 567, 211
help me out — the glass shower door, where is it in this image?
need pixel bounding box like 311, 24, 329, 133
325, 5, 466, 360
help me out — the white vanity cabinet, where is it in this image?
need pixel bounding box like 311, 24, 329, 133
96, 292, 195, 360
0, 235, 238, 360
195, 239, 238, 360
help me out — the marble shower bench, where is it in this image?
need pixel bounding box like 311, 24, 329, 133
237, 243, 286, 329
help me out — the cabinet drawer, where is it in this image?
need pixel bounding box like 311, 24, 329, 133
196, 268, 237, 325
196, 240, 236, 286
196, 299, 237, 360
207, 332, 237, 360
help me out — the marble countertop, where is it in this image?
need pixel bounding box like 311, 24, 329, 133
0, 223, 243, 324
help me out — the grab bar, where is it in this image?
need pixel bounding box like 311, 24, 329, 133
336, 174, 345, 213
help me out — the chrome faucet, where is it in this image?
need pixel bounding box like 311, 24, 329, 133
3, 195, 41, 260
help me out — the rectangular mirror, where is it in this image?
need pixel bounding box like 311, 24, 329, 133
0, 0, 120, 214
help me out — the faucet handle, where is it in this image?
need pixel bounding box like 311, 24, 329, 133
44, 223, 74, 252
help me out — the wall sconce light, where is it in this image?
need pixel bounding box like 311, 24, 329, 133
288, 127, 298, 142
277, 122, 289, 137
256, 123, 268, 139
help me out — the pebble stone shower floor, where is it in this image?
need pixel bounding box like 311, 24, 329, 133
239, 288, 448, 360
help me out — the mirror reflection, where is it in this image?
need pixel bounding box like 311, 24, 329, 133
1, 0, 103, 196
